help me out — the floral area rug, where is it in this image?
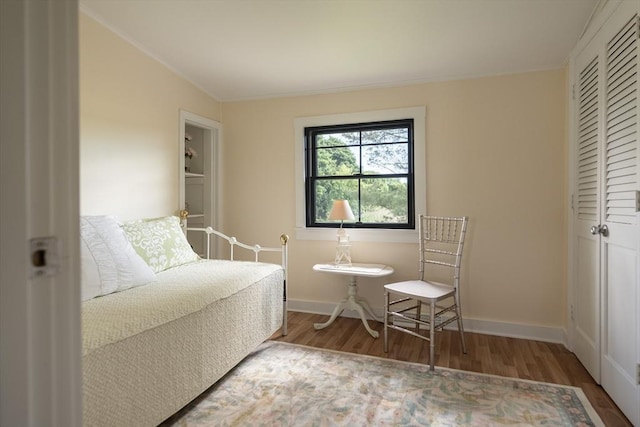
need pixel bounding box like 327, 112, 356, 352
161, 341, 604, 426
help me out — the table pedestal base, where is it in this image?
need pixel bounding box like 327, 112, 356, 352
314, 275, 381, 338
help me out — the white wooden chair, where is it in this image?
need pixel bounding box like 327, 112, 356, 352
384, 215, 469, 370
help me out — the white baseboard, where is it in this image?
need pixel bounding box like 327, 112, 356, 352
287, 299, 567, 346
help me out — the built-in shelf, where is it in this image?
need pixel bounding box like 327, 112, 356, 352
180, 110, 220, 259
183, 123, 208, 256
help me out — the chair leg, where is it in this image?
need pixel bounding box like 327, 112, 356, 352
383, 290, 389, 353
415, 300, 422, 333
429, 300, 436, 371
455, 292, 467, 354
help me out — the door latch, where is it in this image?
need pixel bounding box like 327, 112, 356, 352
30, 237, 59, 278
589, 224, 609, 237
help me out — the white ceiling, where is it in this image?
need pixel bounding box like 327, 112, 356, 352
80, 0, 599, 101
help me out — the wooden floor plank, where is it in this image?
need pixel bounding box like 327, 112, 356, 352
271, 311, 632, 427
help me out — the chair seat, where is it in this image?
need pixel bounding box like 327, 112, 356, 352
384, 280, 455, 301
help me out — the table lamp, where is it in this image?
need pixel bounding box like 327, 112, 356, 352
328, 199, 355, 265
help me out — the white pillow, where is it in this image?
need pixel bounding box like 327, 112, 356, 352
80, 215, 155, 301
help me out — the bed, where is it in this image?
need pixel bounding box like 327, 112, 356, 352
80, 215, 288, 427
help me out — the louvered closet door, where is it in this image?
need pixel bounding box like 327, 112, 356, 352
571, 3, 640, 424
600, 9, 639, 426
572, 42, 602, 383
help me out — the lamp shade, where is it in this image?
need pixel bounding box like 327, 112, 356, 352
328, 199, 355, 221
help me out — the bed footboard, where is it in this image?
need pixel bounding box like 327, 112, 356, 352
180, 214, 289, 336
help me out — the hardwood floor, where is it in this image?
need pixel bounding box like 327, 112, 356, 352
270, 311, 632, 426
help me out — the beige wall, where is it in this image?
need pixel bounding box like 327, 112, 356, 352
222, 69, 568, 330
79, 13, 221, 220
80, 14, 568, 332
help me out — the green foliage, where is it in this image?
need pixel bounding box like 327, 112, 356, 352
313, 136, 408, 223
343, 128, 409, 173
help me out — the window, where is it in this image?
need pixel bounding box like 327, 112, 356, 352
305, 120, 414, 229
294, 107, 425, 243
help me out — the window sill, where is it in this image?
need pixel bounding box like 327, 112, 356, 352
296, 227, 418, 243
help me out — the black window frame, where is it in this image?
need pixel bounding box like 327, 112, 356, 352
304, 119, 415, 230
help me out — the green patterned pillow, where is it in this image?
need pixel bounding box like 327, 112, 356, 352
122, 216, 200, 273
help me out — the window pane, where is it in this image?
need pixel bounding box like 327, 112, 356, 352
316, 146, 360, 176
316, 132, 359, 148
362, 128, 408, 144
314, 179, 358, 223
360, 177, 408, 224
362, 143, 408, 174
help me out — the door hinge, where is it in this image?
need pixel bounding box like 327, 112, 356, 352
635, 190, 640, 212
572, 84, 576, 101
570, 305, 575, 321
637, 363, 640, 385
571, 194, 574, 211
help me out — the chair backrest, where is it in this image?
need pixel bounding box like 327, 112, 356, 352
418, 215, 468, 288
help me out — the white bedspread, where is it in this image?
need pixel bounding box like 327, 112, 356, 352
82, 259, 281, 356
82, 259, 284, 427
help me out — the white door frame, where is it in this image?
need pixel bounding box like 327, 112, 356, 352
179, 110, 222, 250
0, 1, 82, 426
